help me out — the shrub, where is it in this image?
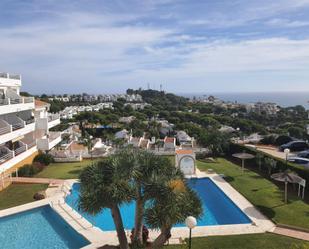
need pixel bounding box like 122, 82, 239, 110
18, 164, 40, 177
260, 135, 276, 145
275, 135, 293, 146
230, 143, 309, 184
33, 153, 54, 166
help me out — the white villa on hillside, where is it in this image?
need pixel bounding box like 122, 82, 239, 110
0, 72, 61, 189
176, 130, 195, 148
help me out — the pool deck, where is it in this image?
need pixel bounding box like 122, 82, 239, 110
0, 171, 277, 248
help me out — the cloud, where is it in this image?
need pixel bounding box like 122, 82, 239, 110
0, 0, 309, 93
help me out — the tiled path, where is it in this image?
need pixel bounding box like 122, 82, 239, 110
272, 227, 309, 241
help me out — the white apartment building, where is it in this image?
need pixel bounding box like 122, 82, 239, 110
0, 72, 61, 178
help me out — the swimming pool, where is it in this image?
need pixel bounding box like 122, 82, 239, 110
66, 177, 251, 231
0, 206, 89, 249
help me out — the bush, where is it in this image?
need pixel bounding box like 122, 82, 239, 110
33, 153, 54, 166
260, 135, 276, 145
230, 143, 309, 184
275, 135, 293, 146
18, 164, 41, 177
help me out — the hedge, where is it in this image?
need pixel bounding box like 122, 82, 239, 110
229, 143, 309, 184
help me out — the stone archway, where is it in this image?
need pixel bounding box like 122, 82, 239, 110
178, 155, 196, 175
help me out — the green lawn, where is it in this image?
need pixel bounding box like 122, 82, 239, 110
197, 158, 309, 230
166, 233, 309, 249
0, 184, 48, 210
35, 160, 95, 179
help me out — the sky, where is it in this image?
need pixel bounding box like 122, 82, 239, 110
1, 0, 309, 94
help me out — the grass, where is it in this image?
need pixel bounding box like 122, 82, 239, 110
166, 233, 309, 249
197, 158, 309, 230
35, 160, 95, 179
0, 184, 48, 210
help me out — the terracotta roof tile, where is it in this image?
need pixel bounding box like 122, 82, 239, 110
176, 149, 193, 155
164, 137, 175, 143
35, 99, 50, 108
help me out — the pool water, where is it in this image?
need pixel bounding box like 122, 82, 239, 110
0, 206, 89, 249
66, 178, 251, 231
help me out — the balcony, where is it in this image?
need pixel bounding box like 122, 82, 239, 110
0, 147, 14, 165
37, 132, 62, 151
0, 140, 37, 173
0, 96, 35, 115
48, 114, 60, 129
0, 117, 36, 144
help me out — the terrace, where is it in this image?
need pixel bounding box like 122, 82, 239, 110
0, 116, 36, 145
37, 132, 61, 151
0, 139, 37, 173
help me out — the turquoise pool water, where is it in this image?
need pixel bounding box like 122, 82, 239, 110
0, 206, 89, 249
66, 178, 251, 231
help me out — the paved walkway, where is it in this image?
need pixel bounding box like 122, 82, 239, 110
12, 177, 64, 186
272, 227, 309, 241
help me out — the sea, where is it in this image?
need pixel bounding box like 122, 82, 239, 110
180, 92, 309, 108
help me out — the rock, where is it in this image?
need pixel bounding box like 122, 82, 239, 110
33, 191, 46, 200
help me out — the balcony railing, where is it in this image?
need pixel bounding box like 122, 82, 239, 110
0, 140, 36, 165
14, 144, 27, 156
0, 98, 9, 106
48, 114, 60, 122
11, 122, 25, 131
23, 97, 34, 103
10, 98, 23, 104
25, 118, 35, 125
0, 72, 21, 80
0, 97, 34, 106
0, 126, 11, 135
0, 149, 14, 164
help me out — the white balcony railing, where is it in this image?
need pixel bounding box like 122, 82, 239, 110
49, 132, 61, 141
9, 98, 23, 104
14, 143, 27, 156
0, 72, 21, 80
0, 98, 9, 106
0, 96, 34, 106
0, 147, 14, 164
11, 122, 25, 131
23, 97, 34, 103
48, 114, 60, 122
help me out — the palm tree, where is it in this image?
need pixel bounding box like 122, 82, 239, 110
78, 159, 134, 249
145, 176, 202, 248
79, 148, 203, 248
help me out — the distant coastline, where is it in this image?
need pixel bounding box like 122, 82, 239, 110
179, 92, 309, 108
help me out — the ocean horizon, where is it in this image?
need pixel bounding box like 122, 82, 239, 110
179, 92, 309, 108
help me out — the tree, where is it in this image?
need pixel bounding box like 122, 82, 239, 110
79, 158, 135, 249
145, 180, 202, 248
255, 153, 264, 171
265, 157, 277, 176
79, 148, 202, 248
199, 130, 230, 157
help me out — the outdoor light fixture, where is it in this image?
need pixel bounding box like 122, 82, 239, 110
185, 216, 197, 249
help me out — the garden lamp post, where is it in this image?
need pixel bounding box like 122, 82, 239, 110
284, 148, 290, 169
88, 135, 93, 161
185, 216, 197, 249
236, 127, 240, 143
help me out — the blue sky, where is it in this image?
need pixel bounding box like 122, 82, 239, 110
1, 0, 309, 94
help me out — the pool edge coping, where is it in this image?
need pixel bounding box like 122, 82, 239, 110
0, 170, 276, 247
